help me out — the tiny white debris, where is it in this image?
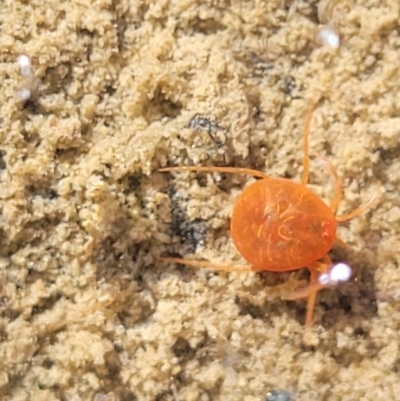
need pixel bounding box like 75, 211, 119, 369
15, 54, 41, 102
17, 54, 32, 76
318, 26, 340, 49
318, 262, 352, 286
16, 88, 31, 101
330, 262, 352, 282
318, 272, 330, 286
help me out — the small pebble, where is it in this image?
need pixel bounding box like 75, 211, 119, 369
265, 389, 293, 401
318, 26, 340, 49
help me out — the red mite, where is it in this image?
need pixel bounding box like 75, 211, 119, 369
159, 97, 380, 326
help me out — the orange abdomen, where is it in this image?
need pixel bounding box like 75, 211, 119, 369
230, 178, 337, 271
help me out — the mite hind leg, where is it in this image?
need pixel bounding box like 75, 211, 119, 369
159, 256, 257, 273
284, 262, 324, 327
284, 255, 352, 326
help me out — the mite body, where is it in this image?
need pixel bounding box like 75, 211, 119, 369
231, 178, 336, 272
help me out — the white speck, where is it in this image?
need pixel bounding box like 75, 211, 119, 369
17, 54, 32, 76
330, 262, 352, 282
318, 272, 330, 286
318, 26, 340, 49
17, 88, 31, 101
318, 262, 352, 286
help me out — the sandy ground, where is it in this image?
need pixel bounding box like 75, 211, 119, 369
0, 0, 400, 400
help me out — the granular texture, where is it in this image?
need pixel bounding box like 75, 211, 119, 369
0, 1, 399, 400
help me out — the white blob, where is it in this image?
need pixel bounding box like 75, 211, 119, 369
17, 54, 32, 76
318, 262, 352, 286
318, 273, 330, 286
17, 88, 31, 101
330, 262, 352, 282
318, 26, 340, 49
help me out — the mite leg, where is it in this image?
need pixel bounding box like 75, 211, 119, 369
159, 165, 269, 179
301, 93, 321, 187
284, 255, 331, 326
284, 263, 324, 327
305, 268, 319, 327
159, 256, 256, 273
336, 183, 382, 222
284, 255, 352, 326
313, 152, 343, 213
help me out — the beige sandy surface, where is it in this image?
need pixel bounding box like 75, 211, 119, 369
1, 0, 400, 400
